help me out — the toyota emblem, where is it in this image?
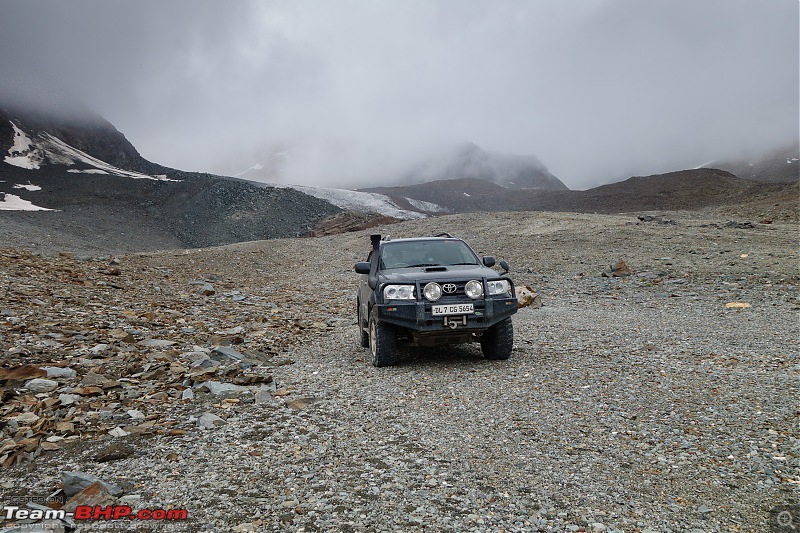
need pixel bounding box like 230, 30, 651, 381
442, 283, 457, 294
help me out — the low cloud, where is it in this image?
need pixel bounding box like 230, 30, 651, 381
1, 0, 797, 189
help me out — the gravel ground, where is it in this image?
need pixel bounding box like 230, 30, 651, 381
1, 210, 798, 532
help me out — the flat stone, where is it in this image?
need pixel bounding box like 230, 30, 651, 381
189, 367, 218, 382
24, 378, 59, 392
286, 397, 317, 410
232, 374, 273, 386
0, 365, 46, 380
63, 481, 116, 513
210, 346, 245, 363
140, 339, 176, 348
216, 326, 245, 335
62, 471, 124, 498
189, 281, 215, 296
58, 393, 78, 406
72, 386, 104, 396
95, 442, 135, 463
108, 427, 129, 437
12, 412, 40, 424
81, 371, 119, 388
89, 343, 111, 353
126, 409, 145, 420
42, 366, 77, 379
197, 412, 227, 429
254, 390, 276, 405
197, 381, 249, 396
56, 421, 75, 432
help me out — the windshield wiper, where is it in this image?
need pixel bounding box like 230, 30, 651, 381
407, 263, 438, 268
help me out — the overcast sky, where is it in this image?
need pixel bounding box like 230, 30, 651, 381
1, 0, 797, 189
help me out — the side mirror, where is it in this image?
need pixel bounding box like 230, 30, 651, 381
354, 262, 371, 274
499, 260, 510, 274
482, 256, 496, 268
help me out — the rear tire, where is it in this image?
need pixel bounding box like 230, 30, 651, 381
369, 312, 398, 367
357, 300, 369, 348
481, 317, 513, 360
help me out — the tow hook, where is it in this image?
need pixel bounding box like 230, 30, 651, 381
444, 316, 467, 329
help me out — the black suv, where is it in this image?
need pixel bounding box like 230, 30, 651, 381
355, 233, 518, 366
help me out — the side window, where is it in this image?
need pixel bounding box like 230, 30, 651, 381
367, 250, 373, 262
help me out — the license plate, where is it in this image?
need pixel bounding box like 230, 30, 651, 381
432, 303, 474, 316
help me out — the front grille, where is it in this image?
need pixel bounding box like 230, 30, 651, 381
419, 280, 486, 307
433, 281, 468, 300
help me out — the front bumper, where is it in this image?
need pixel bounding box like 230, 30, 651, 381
375, 296, 518, 333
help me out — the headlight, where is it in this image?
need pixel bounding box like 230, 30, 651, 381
465, 280, 484, 299
486, 279, 511, 296
423, 282, 442, 301
383, 284, 415, 300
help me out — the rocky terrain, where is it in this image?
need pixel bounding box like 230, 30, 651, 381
1, 209, 797, 532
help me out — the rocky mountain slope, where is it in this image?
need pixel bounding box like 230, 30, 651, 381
0, 103, 342, 250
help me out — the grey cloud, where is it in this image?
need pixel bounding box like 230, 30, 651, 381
1, 0, 796, 189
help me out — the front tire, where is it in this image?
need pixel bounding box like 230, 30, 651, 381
481, 317, 513, 360
369, 312, 398, 367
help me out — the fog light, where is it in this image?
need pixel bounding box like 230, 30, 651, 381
424, 282, 442, 301
465, 280, 483, 299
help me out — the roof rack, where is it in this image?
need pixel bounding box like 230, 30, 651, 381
434, 232, 453, 238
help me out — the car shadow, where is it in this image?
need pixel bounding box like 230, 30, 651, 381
392, 343, 489, 368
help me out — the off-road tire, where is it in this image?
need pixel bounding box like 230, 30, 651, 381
481, 317, 513, 360
357, 300, 369, 348
369, 312, 399, 367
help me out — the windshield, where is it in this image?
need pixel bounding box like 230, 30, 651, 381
379, 240, 480, 269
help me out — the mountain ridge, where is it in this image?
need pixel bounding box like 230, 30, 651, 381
400, 141, 568, 191
2, 99, 796, 254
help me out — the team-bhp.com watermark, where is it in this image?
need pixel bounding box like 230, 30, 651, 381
3, 504, 187, 524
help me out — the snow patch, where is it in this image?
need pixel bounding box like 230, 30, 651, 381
39, 133, 180, 181
4, 122, 41, 169
234, 163, 264, 177
0, 193, 56, 211
405, 197, 448, 213
280, 185, 435, 220
693, 160, 717, 170
67, 169, 109, 175
13, 183, 42, 191
3, 121, 179, 181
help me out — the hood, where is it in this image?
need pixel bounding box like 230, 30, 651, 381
379, 265, 504, 284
